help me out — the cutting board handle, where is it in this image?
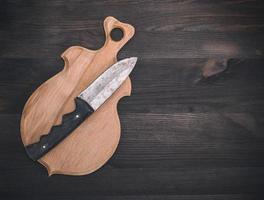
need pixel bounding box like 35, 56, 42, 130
102, 16, 135, 54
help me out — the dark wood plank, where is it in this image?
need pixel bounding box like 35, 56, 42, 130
1, 110, 264, 198
1, 0, 264, 58
1, 58, 264, 114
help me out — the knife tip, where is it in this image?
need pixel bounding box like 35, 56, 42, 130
129, 57, 138, 67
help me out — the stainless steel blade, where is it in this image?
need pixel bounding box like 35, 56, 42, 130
78, 57, 137, 110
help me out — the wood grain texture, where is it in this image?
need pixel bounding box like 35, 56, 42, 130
1, 0, 264, 199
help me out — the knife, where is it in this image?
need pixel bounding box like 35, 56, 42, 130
25, 57, 137, 161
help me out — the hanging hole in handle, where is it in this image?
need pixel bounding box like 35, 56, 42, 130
110, 28, 124, 42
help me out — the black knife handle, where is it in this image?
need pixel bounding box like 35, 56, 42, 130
25, 97, 94, 161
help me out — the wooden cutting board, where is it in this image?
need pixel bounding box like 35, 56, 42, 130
20, 16, 135, 176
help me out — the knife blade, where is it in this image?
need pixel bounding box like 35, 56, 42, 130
25, 57, 137, 161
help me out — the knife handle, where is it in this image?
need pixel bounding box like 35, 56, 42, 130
25, 97, 94, 161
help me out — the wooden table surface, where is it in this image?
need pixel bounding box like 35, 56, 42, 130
1, 0, 264, 199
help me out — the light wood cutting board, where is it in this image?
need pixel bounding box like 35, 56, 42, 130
20, 16, 135, 176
